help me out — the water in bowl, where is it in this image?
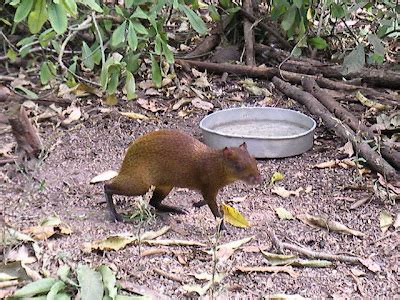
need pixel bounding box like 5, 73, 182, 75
212, 119, 309, 138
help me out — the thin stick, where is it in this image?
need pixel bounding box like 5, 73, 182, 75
153, 268, 184, 283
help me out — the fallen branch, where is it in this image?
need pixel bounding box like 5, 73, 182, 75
272, 77, 399, 180
302, 77, 400, 170
243, 0, 255, 66
268, 229, 360, 264
175, 59, 278, 79
8, 105, 42, 159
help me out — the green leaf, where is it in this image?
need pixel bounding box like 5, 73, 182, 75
77, 265, 104, 300
151, 54, 162, 88
15, 86, 39, 99
155, 35, 162, 55
309, 36, 328, 49
124, 70, 136, 100
127, 21, 138, 51
82, 41, 94, 69
28, 0, 48, 34
13, 278, 58, 297
208, 5, 220, 22
179, 4, 207, 35
48, 2, 68, 34
47, 280, 66, 300
131, 20, 148, 35
281, 6, 297, 31
61, 0, 78, 16
367, 34, 385, 55
131, 7, 149, 19
331, 3, 345, 18
98, 265, 118, 299
107, 65, 121, 94
39, 28, 57, 47
40, 61, 56, 84
80, 0, 103, 13
57, 265, 79, 287
342, 44, 365, 75
111, 21, 127, 48
125, 0, 134, 8
162, 42, 174, 64
124, 52, 140, 73
293, 0, 303, 9
14, 0, 34, 22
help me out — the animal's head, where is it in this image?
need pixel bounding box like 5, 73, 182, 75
222, 143, 262, 185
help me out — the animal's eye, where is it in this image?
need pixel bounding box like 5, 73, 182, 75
234, 163, 245, 172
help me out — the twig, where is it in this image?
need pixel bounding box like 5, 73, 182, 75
267, 230, 360, 264
243, 0, 255, 66
372, 229, 400, 244
153, 268, 184, 283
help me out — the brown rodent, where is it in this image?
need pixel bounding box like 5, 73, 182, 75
104, 130, 262, 223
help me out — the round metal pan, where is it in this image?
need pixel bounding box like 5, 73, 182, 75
200, 107, 316, 158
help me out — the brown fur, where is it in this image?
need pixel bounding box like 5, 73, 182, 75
104, 130, 262, 223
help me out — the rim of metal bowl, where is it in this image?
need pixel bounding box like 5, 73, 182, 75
199, 107, 317, 140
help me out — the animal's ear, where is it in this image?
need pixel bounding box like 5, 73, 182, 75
239, 142, 247, 150
223, 147, 234, 159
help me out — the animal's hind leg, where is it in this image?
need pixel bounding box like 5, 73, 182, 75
150, 186, 186, 214
104, 176, 149, 222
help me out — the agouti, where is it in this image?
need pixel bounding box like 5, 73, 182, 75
104, 130, 262, 224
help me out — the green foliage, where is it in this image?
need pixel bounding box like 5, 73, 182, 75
10, 264, 148, 299
5, 0, 209, 98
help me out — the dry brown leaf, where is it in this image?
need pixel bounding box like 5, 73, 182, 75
90, 170, 118, 184
271, 186, 303, 198
0, 85, 11, 101
242, 245, 269, 253
119, 111, 149, 120
379, 211, 393, 233
137, 98, 166, 112
350, 268, 366, 277
104, 94, 118, 106
0, 142, 16, 157
191, 98, 213, 111
236, 266, 298, 278
24, 216, 72, 240
358, 258, 381, 273
140, 248, 169, 257
62, 106, 81, 125
314, 160, 337, 168
144, 239, 206, 247
194, 76, 210, 88
297, 214, 364, 237
144, 88, 161, 96
338, 141, 354, 157
172, 98, 192, 110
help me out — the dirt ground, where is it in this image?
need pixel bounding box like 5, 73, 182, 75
1, 81, 399, 299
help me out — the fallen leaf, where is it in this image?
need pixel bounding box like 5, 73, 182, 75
205, 237, 253, 262
314, 160, 337, 168
191, 68, 205, 77
90, 170, 118, 184
140, 226, 170, 240
242, 245, 269, 253
104, 94, 118, 106
194, 76, 210, 88
182, 282, 211, 296
119, 111, 149, 120
0, 228, 35, 245
137, 98, 166, 112
271, 186, 303, 198
227, 196, 247, 203
236, 266, 298, 278
275, 207, 294, 220
191, 272, 224, 282
338, 141, 354, 157
350, 268, 366, 277
191, 97, 213, 111
222, 203, 250, 228
241, 79, 271, 96
304, 185, 312, 193
379, 210, 393, 233
5, 245, 36, 264
86, 235, 136, 252
62, 106, 81, 125
172, 98, 192, 110
24, 216, 72, 240
0, 142, 16, 157
140, 248, 169, 257
260, 251, 298, 266
297, 214, 364, 237
358, 258, 381, 273
270, 172, 285, 185
356, 91, 388, 110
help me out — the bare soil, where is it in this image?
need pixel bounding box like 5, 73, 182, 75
1, 82, 399, 299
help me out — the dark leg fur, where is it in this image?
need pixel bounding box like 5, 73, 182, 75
149, 187, 186, 214
104, 184, 123, 222
193, 199, 206, 208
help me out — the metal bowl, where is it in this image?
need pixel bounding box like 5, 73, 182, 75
200, 107, 316, 158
